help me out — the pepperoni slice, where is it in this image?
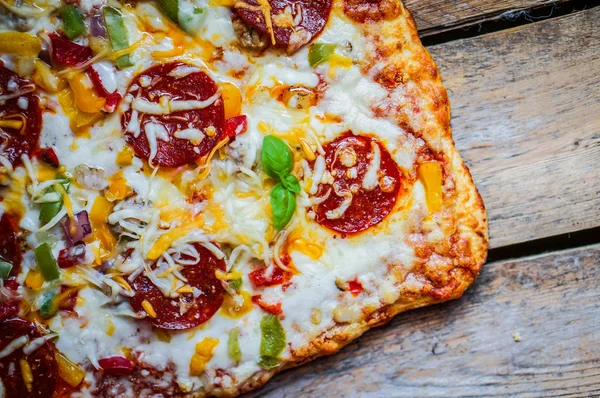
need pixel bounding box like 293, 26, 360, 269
129, 243, 226, 329
122, 62, 224, 168
0, 65, 42, 167
0, 213, 22, 277
0, 318, 58, 398
310, 133, 401, 234
234, 0, 333, 52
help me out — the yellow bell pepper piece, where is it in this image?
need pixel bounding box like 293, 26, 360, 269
32, 60, 62, 93
25, 270, 44, 289
105, 173, 132, 201
190, 338, 219, 375
418, 161, 443, 213
0, 32, 41, 56
220, 290, 253, 319
116, 145, 134, 166
68, 72, 106, 113
90, 196, 116, 260
57, 86, 102, 135
55, 352, 86, 387
221, 82, 242, 119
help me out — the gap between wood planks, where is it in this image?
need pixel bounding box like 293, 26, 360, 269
487, 226, 600, 262
420, 0, 600, 46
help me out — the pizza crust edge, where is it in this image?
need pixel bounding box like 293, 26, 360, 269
212, 3, 489, 397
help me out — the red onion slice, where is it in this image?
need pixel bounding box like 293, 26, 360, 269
57, 242, 86, 268
62, 210, 92, 246
90, 13, 108, 38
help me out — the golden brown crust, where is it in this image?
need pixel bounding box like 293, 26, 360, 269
211, 1, 488, 396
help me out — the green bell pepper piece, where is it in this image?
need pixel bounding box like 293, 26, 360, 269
34, 243, 60, 282
59, 5, 86, 40
103, 6, 133, 69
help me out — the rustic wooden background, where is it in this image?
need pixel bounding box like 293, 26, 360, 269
246, 1, 600, 396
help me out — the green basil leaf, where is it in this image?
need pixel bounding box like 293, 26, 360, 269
228, 327, 242, 362
270, 182, 296, 231
260, 314, 285, 359
308, 43, 336, 67
281, 174, 301, 194
262, 135, 293, 180
258, 356, 279, 370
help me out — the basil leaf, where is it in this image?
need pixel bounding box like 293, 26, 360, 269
228, 327, 242, 362
270, 182, 295, 231
258, 355, 279, 370
262, 135, 293, 180
260, 314, 285, 359
281, 174, 300, 194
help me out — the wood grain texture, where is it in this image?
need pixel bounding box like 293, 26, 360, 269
406, 0, 569, 35
429, 7, 600, 248
246, 243, 600, 397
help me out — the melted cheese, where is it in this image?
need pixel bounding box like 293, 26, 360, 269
0, 1, 429, 395
362, 142, 381, 190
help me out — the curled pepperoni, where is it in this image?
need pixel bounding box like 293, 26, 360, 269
0, 65, 42, 167
0, 318, 58, 398
343, 0, 401, 23
122, 62, 224, 168
310, 132, 401, 234
0, 213, 22, 277
129, 243, 226, 330
234, 0, 333, 52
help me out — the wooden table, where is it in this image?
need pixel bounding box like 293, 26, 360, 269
247, 1, 600, 396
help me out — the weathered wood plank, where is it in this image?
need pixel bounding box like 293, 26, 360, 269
406, 0, 569, 35
429, 7, 600, 248
247, 243, 600, 397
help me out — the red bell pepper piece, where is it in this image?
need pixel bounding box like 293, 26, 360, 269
87, 65, 122, 112
50, 33, 92, 66
252, 295, 282, 315
98, 356, 134, 376
57, 242, 86, 269
223, 115, 248, 139
248, 266, 288, 287
348, 278, 363, 296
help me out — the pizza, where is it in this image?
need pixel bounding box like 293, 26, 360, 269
0, 0, 488, 396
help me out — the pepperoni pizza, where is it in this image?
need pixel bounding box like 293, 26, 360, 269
0, 0, 487, 396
